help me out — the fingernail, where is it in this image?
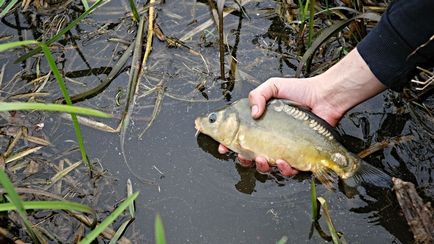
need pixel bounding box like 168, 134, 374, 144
251, 105, 258, 117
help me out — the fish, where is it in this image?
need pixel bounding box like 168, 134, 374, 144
194, 98, 391, 188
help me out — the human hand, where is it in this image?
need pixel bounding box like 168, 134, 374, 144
219, 48, 387, 176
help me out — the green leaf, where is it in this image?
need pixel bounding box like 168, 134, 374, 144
79, 192, 139, 244
0, 40, 39, 52
155, 214, 167, 244
0, 102, 111, 118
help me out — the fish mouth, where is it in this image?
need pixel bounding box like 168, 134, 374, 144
194, 118, 202, 137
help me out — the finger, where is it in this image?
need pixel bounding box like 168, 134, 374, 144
218, 144, 229, 154
276, 159, 299, 176
238, 154, 253, 167
255, 156, 270, 173
248, 78, 281, 119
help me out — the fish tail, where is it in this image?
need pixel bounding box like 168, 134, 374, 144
344, 161, 392, 188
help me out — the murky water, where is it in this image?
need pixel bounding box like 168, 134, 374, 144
1, 0, 432, 243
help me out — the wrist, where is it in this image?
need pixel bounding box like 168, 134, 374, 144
315, 48, 386, 116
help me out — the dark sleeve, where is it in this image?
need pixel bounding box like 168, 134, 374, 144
357, 0, 434, 91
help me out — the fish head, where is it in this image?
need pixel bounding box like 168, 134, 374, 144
194, 106, 240, 147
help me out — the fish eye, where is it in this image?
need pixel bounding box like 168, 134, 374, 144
208, 112, 217, 123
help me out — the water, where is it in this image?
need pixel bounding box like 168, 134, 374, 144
0, 0, 432, 243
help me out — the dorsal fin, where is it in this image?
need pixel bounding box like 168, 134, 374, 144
268, 99, 342, 142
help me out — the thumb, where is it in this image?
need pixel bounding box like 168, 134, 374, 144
248, 78, 280, 119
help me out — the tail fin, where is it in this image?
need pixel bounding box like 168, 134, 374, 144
344, 161, 392, 188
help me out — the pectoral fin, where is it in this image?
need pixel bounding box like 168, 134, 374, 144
312, 166, 338, 190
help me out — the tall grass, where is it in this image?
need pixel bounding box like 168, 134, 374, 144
1, 1, 111, 167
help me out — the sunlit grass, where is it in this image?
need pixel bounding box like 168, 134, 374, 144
78, 192, 139, 244
0, 102, 111, 117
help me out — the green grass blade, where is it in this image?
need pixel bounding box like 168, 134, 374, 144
0, 102, 111, 117
14, 0, 106, 63
108, 219, 133, 244
0, 170, 45, 243
297, 0, 306, 22
0, 40, 39, 52
0, 200, 94, 214
128, 0, 139, 22
40, 43, 90, 167
79, 192, 139, 244
81, 0, 89, 10
295, 12, 381, 77
0, 0, 18, 18
311, 177, 319, 221
40, 43, 74, 106
0, 0, 6, 8
126, 179, 135, 218
276, 236, 288, 244
107, 179, 136, 244
307, 0, 315, 47
318, 197, 341, 244
155, 214, 166, 244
